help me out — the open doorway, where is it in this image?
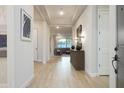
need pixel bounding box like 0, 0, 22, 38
54, 35, 72, 56
97, 6, 110, 76
0, 6, 7, 87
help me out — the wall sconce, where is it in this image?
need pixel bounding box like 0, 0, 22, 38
80, 31, 86, 43
74, 37, 78, 43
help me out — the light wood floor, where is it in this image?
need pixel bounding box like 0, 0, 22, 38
0, 57, 7, 84
28, 56, 109, 88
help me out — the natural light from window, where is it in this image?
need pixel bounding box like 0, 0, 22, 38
57, 38, 72, 48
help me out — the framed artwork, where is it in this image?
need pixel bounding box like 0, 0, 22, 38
0, 35, 7, 48
21, 9, 32, 41
77, 25, 82, 38
76, 25, 82, 46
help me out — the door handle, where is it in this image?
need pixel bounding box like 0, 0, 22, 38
112, 54, 119, 74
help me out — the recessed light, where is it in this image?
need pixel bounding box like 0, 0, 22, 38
59, 10, 64, 15
56, 26, 59, 29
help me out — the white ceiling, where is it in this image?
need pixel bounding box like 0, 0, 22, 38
34, 8, 43, 21
35, 5, 86, 35
45, 5, 78, 25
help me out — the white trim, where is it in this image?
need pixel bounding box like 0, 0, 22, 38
34, 59, 42, 62
7, 6, 16, 88
20, 74, 34, 88
85, 69, 99, 77
0, 83, 8, 88
87, 72, 99, 77
34, 59, 46, 64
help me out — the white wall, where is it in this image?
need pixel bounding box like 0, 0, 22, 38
72, 6, 98, 76
50, 34, 54, 56
42, 21, 50, 63
0, 6, 7, 34
34, 21, 43, 61
7, 6, 34, 87
109, 5, 117, 88
33, 7, 51, 63
33, 8, 43, 62
34, 21, 51, 63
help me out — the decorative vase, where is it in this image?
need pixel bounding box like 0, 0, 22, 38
76, 45, 82, 51
71, 45, 75, 50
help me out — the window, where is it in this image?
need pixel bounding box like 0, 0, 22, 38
57, 38, 72, 48
66, 38, 72, 48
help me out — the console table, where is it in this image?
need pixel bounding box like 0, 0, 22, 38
70, 50, 85, 70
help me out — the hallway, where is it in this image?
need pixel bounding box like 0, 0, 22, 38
28, 56, 109, 88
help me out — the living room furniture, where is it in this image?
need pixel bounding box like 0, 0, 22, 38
70, 50, 85, 70
54, 48, 70, 56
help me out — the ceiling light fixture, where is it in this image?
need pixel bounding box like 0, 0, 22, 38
59, 8, 64, 15
56, 26, 59, 29
60, 11, 64, 15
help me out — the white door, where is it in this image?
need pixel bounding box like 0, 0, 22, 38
33, 29, 38, 61
98, 10, 109, 75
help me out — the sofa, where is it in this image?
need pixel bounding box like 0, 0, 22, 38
54, 48, 70, 56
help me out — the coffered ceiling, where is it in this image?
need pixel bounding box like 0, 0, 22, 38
34, 5, 86, 35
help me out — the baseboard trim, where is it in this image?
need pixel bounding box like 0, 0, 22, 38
0, 83, 8, 88
34, 60, 42, 62
87, 72, 99, 77
34, 60, 46, 64
20, 74, 34, 88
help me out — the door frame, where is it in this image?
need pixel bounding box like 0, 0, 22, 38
33, 28, 38, 62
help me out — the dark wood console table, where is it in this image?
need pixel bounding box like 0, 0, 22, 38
70, 50, 85, 70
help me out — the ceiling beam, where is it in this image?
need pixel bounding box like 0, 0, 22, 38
34, 6, 45, 21
72, 5, 87, 25
35, 5, 87, 27
35, 5, 51, 25
72, 6, 79, 23
44, 6, 51, 20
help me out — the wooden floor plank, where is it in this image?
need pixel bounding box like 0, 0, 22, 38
28, 56, 109, 88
